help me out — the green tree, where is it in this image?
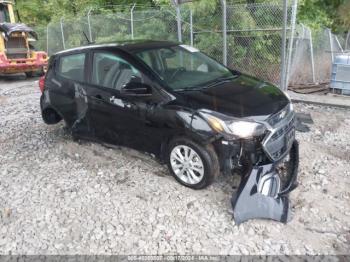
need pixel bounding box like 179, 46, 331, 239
298, 0, 349, 33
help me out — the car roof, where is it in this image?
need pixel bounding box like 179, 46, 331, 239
55, 40, 179, 56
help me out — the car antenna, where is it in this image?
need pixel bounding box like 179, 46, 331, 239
83, 31, 94, 45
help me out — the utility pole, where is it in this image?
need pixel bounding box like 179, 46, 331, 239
220, 0, 227, 66
172, 0, 182, 42
172, 0, 193, 43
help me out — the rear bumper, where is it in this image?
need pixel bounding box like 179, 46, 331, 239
0, 52, 48, 74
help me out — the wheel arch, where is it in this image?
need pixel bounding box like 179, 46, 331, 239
159, 129, 219, 165
165, 134, 221, 189
41, 106, 63, 124
157, 107, 221, 164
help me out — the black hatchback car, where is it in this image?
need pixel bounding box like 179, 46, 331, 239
40, 40, 299, 223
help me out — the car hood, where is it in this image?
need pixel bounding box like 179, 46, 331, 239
171, 74, 290, 120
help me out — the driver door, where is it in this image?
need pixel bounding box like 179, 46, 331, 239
86, 50, 162, 152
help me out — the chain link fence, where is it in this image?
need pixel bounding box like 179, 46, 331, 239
225, 1, 296, 85
288, 25, 317, 86
32, 0, 314, 89
190, 3, 224, 64
288, 25, 348, 87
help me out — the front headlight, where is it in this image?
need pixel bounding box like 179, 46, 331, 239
228, 121, 266, 138
201, 112, 266, 139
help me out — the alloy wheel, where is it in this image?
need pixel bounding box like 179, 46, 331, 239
170, 145, 205, 185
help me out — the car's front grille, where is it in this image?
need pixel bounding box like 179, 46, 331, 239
263, 108, 296, 161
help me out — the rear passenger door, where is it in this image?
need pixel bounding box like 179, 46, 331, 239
48, 52, 87, 127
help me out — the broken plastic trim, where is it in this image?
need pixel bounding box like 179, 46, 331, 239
231, 140, 299, 224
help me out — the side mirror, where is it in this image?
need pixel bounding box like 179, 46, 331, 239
121, 81, 152, 97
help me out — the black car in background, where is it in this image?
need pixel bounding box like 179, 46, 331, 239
40, 41, 299, 224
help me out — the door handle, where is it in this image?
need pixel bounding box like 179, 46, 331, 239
110, 96, 131, 108
95, 94, 103, 100
110, 95, 116, 103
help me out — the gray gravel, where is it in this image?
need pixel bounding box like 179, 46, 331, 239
0, 76, 349, 255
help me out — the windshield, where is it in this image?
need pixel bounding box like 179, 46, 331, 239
0, 4, 10, 23
135, 45, 235, 91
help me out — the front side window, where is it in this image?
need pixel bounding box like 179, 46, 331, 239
58, 53, 86, 82
92, 52, 142, 91
135, 45, 235, 91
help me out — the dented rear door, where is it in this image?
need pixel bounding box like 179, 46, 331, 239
49, 52, 87, 127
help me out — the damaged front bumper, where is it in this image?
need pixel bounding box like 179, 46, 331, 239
231, 140, 299, 224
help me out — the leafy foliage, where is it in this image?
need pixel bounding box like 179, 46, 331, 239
14, 0, 349, 33
298, 0, 350, 33
12, 0, 349, 84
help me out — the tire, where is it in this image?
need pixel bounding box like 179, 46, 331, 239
26, 67, 44, 78
37, 67, 45, 76
25, 71, 35, 78
167, 137, 220, 190
41, 107, 62, 124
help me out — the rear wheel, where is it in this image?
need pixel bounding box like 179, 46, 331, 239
25, 71, 35, 78
167, 137, 219, 189
38, 67, 45, 76
25, 67, 45, 78
42, 108, 62, 124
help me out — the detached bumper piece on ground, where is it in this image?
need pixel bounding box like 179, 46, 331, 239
232, 141, 299, 224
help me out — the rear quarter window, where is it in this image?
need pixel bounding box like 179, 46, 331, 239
57, 53, 86, 82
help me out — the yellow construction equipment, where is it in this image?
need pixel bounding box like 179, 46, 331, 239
0, 0, 47, 76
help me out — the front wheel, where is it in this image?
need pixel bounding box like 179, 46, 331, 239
167, 137, 219, 189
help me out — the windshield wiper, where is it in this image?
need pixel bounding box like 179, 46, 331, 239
175, 75, 238, 92
175, 87, 203, 92
204, 75, 238, 89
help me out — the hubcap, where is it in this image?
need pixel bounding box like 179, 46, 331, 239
170, 145, 204, 185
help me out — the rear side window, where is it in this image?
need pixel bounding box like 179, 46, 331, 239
58, 53, 86, 82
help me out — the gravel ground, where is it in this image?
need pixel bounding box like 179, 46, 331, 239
0, 76, 349, 255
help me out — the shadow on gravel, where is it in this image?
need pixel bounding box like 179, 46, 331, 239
0, 73, 40, 82
0, 73, 26, 81
295, 113, 314, 132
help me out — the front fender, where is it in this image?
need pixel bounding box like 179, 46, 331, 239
159, 108, 218, 162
